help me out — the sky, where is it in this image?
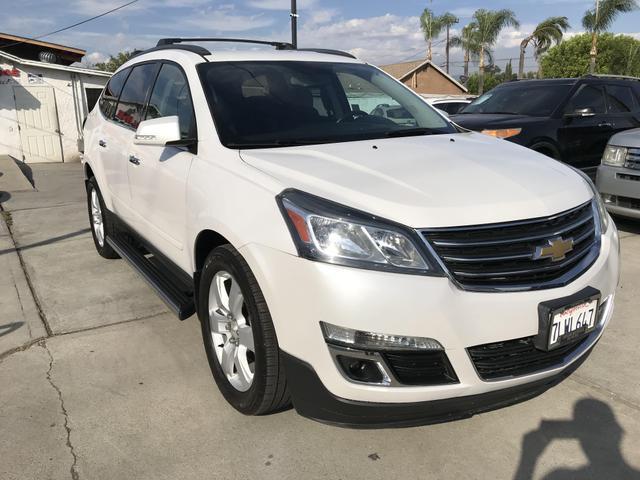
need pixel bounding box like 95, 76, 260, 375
3, 0, 640, 78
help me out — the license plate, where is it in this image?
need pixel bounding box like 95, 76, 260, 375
548, 298, 599, 349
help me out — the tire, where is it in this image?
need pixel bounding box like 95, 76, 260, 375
86, 177, 119, 259
198, 245, 290, 415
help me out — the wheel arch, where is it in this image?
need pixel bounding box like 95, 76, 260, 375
529, 139, 562, 161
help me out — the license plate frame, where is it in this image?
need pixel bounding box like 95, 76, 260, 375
535, 286, 601, 352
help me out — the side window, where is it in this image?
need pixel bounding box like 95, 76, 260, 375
565, 84, 606, 114
99, 68, 129, 119
114, 63, 159, 130
145, 63, 195, 139
606, 85, 637, 113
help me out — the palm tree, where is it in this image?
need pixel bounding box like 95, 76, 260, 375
472, 9, 519, 94
450, 23, 493, 80
518, 17, 570, 79
583, 0, 638, 73
439, 12, 459, 73
420, 8, 444, 61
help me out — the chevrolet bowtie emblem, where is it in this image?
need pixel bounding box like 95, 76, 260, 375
534, 237, 574, 262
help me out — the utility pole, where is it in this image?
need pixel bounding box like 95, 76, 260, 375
291, 0, 298, 48
589, 0, 600, 74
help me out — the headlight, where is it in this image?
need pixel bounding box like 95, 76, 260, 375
602, 145, 628, 167
573, 168, 609, 234
277, 189, 441, 275
481, 128, 522, 139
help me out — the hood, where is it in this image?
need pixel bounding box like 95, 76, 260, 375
450, 113, 540, 131
609, 127, 640, 148
240, 132, 592, 228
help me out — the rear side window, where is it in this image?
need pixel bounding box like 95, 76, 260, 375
114, 63, 159, 130
606, 85, 637, 113
99, 68, 129, 119
565, 84, 606, 114
145, 63, 196, 139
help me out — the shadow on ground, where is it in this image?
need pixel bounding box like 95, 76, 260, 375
0, 227, 91, 256
0, 322, 23, 338
514, 398, 640, 479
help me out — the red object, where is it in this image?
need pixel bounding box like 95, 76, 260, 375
0, 68, 20, 77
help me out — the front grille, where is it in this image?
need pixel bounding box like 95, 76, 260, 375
383, 351, 458, 386
422, 201, 599, 291
624, 148, 640, 170
468, 335, 588, 380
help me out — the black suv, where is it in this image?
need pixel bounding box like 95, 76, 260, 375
451, 75, 640, 176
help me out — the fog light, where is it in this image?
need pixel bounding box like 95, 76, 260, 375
336, 355, 386, 384
601, 194, 616, 205
321, 322, 443, 351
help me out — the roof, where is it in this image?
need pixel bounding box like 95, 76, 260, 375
0, 32, 85, 55
126, 47, 365, 68
0, 32, 86, 65
0, 49, 111, 77
381, 59, 468, 93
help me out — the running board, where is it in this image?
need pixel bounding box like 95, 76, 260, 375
106, 236, 196, 320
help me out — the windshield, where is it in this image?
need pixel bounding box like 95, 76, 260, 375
460, 84, 573, 116
197, 61, 456, 148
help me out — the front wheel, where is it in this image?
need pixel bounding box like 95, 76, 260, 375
86, 177, 119, 259
198, 245, 289, 415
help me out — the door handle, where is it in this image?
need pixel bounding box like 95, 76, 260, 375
128, 155, 141, 166
598, 122, 613, 128
98, 140, 107, 147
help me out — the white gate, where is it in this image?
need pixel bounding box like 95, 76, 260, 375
13, 86, 63, 163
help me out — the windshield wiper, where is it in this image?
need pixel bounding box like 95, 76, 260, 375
383, 128, 436, 138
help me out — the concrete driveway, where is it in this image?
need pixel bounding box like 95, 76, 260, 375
1, 160, 639, 480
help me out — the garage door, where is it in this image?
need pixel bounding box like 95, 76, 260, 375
13, 86, 63, 163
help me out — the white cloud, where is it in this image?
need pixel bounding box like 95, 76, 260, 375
248, 0, 316, 10
83, 51, 108, 65
294, 14, 426, 65
167, 8, 276, 32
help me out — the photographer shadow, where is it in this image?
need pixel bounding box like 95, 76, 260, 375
514, 398, 639, 479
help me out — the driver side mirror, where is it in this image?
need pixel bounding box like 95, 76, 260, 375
134, 116, 181, 146
565, 107, 595, 118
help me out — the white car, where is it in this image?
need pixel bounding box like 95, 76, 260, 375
82, 38, 619, 427
425, 97, 473, 115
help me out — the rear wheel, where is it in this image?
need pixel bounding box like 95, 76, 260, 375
86, 177, 119, 259
199, 245, 289, 415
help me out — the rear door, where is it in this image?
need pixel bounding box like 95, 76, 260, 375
604, 83, 640, 138
126, 62, 197, 267
95, 68, 130, 206
558, 83, 610, 173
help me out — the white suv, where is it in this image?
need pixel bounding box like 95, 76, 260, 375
83, 38, 619, 427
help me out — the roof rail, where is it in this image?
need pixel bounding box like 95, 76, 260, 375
157, 37, 294, 50
296, 48, 356, 59
134, 43, 211, 59
582, 73, 640, 81
154, 38, 357, 59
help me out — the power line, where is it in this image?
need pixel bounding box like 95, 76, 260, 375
1, 0, 139, 50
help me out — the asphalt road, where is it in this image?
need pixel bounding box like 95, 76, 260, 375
1, 162, 639, 480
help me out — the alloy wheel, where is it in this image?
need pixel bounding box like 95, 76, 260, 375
208, 271, 255, 392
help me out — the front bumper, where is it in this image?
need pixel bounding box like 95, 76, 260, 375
596, 164, 640, 219
240, 223, 619, 416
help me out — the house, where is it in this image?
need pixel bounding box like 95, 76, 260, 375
0, 33, 111, 163
381, 59, 468, 96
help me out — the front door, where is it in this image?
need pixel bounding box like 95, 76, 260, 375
126, 62, 196, 270
558, 83, 611, 174
13, 86, 63, 163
